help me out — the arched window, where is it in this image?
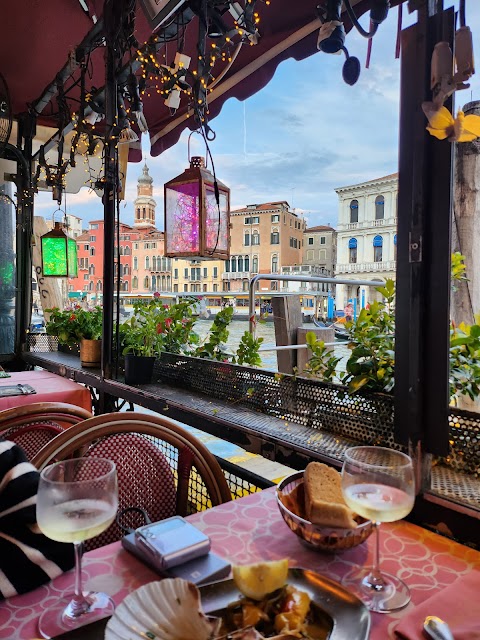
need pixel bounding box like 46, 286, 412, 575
143, 207, 146, 219
90, 247, 95, 256
144, 276, 149, 289
349, 238, 357, 264
225, 259, 230, 272
272, 254, 278, 273
145, 256, 150, 269
136, 208, 140, 219
124, 265, 129, 275
252, 256, 258, 273
375, 195, 385, 220
167, 276, 171, 289
133, 257, 138, 270
162, 275, 166, 290
252, 231, 260, 245
231, 256, 237, 272
124, 246, 131, 255
350, 200, 359, 223
373, 235, 383, 262
132, 276, 138, 289
89, 265, 95, 275
245, 256, 250, 272
151, 276, 156, 290
96, 281, 102, 291
152, 256, 157, 271
89, 281, 93, 291
238, 256, 244, 272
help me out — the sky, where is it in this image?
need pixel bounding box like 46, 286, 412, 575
34, 1, 480, 230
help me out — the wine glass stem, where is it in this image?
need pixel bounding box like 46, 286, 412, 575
66, 542, 90, 619
366, 522, 386, 589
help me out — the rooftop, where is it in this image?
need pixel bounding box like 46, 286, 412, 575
305, 225, 336, 232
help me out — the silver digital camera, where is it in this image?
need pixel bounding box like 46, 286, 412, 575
134, 515, 211, 570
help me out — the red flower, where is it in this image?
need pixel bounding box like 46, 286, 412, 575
69, 314, 77, 321
163, 304, 169, 309
165, 317, 173, 329
153, 292, 160, 298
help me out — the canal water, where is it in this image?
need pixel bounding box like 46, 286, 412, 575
193, 318, 350, 373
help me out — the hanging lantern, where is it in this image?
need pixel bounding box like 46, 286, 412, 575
164, 156, 230, 259
40, 222, 78, 277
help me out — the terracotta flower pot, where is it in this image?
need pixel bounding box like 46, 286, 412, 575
80, 338, 101, 368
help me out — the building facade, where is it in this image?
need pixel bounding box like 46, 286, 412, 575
302, 225, 336, 276
224, 201, 305, 292
334, 173, 397, 309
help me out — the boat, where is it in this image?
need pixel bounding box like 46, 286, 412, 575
312, 317, 350, 341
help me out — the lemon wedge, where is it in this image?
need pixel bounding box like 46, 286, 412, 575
232, 559, 289, 600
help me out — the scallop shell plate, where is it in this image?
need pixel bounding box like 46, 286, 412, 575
105, 578, 215, 640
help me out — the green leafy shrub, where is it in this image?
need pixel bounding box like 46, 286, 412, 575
45, 305, 103, 345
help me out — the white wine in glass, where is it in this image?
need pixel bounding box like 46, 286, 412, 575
341, 446, 415, 613
36, 457, 118, 639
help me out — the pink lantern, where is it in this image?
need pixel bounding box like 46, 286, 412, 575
164, 156, 230, 259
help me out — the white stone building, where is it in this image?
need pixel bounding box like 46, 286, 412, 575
334, 173, 397, 309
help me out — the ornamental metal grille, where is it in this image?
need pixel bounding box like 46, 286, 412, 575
25, 333, 58, 352
154, 353, 397, 449
154, 354, 480, 484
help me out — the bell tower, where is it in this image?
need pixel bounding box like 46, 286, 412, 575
134, 162, 156, 227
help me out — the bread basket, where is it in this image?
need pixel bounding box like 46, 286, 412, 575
276, 471, 374, 552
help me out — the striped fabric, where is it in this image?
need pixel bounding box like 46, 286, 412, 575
0, 441, 74, 599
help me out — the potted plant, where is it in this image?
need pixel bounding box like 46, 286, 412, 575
119, 295, 200, 384
45, 305, 103, 367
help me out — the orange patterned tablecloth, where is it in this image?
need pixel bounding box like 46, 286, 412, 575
1, 488, 479, 639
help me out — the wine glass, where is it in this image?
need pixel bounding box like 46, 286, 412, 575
341, 446, 415, 613
36, 457, 118, 639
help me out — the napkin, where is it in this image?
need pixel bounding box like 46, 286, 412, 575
395, 569, 480, 640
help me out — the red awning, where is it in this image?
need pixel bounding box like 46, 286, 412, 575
2, 0, 405, 160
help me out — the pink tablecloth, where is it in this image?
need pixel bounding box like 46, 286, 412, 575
1, 488, 479, 639
0, 371, 92, 412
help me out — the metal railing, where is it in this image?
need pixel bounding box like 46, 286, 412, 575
248, 273, 383, 334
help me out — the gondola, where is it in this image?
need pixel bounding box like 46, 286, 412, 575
312, 317, 350, 341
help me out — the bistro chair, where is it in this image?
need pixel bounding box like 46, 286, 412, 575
32, 411, 233, 550
0, 402, 92, 460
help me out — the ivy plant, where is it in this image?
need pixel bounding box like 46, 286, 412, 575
342, 279, 396, 394
302, 332, 341, 382
234, 330, 264, 367
193, 306, 234, 361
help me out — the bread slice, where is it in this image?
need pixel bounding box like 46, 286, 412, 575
304, 462, 357, 529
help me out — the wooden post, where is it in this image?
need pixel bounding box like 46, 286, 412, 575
272, 296, 302, 374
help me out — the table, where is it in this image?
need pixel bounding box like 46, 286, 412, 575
0, 371, 92, 413
1, 488, 479, 639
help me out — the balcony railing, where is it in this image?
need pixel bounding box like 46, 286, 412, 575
338, 217, 397, 231
336, 260, 396, 273
222, 271, 251, 280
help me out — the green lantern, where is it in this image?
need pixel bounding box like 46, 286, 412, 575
41, 222, 78, 277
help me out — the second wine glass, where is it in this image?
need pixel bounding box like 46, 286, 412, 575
36, 457, 118, 639
341, 446, 415, 613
